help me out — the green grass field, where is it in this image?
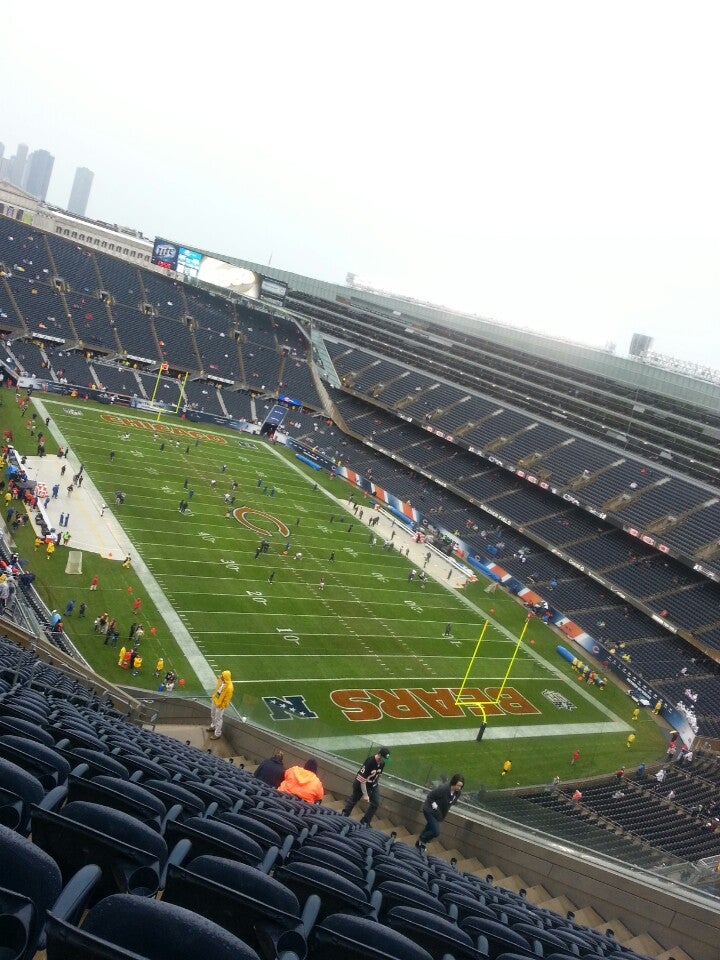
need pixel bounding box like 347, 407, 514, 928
1, 389, 667, 788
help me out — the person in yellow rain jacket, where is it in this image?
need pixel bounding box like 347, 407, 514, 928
208, 669, 234, 740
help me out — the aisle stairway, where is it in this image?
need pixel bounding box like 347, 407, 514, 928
158, 723, 694, 960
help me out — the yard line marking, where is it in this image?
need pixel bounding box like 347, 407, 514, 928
199, 652, 535, 660
166, 610, 523, 630
309, 720, 632, 750
232, 674, 557, 682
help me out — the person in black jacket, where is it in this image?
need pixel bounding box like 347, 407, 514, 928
253, 748, 286, 788
416, 773, 465, 850
341, 747, 390, 826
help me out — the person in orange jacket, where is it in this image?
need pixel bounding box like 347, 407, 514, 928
207, 669, 234, 740
277, 758, 324, 804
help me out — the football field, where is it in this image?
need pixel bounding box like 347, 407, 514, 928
7, 392, 667, 788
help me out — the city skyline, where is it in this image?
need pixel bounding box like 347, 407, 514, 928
1, 138, 92, 213
68, 166, 94, 217
24, 148, 55, 203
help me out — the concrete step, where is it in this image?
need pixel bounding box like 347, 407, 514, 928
572, 906, 604, 928
389, 827, 414, 842
154, 723, 250, 762
601, 919, 633, 942
522, 884, 551, 906
448, 856, 486, 874
426, 845, 463, 863
479, 866, 507, 884
155, 723, 206, 750
372, 817, 397, 832
540, 895, 578, 916
496, 875, 528, 894
625, 933, 663, 957
227, 757, 251, 769
657, 948, 694, 960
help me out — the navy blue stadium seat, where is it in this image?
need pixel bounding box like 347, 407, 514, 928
0, 755, 45, 834
274, 861, 382, 921
0, 822, 99, 959
376, 880, 447, 921
31, 800, 186, 901
212, 809, 294, 858
67, 773, 171, 830
303, 831, 373, 867
459, 916, 541, 958
56, 745, 130, 780
46, 894, 261, 960
164, 855, 319, 959
289, 843, 371, 889
137, 777, 206, 817
311, 912, 435, 960
0, 735, 71, 790
373, 860, 432, 890
512, 923, 578, 955
0, 715, 56, 746
441, 893, 499, 923
164, 815, 277, 871
386, 904, 482, 959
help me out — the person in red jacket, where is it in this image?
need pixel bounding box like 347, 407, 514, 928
278, 758, 324, 804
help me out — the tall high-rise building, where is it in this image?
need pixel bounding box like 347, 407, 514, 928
68, 166, 94, 216
23, 149, 55, 201
9, 143, 28, 187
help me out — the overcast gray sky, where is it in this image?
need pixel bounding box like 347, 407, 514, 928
2, 1, 718, 367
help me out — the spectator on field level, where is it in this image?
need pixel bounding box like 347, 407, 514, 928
253, 748, 286, 789
278, 758, 324, 804
416, 774, 464, 851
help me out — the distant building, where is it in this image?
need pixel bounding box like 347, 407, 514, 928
8, 143, 28, 187
23, 149, 55, 202
68, 166, 94, 216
